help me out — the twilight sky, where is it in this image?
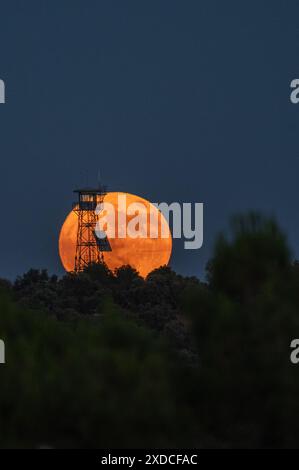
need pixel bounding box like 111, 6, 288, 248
0, 0, 298, 280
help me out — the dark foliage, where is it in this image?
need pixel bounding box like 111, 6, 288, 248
1, 212, 299, 448
13, 262, 199, 350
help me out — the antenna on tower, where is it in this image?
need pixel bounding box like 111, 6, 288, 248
97, 169, 102, 189
97, 169, 107, 193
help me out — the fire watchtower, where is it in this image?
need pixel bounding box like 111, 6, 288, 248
73, 185, 111, 272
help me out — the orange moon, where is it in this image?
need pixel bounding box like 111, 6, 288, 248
59, 192, 172, 278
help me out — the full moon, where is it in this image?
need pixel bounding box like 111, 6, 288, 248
59, 192, 172, 278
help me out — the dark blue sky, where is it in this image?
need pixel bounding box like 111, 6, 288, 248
0, 0, 298, 279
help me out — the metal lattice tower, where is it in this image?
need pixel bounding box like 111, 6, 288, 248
73, 184, 111, 272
